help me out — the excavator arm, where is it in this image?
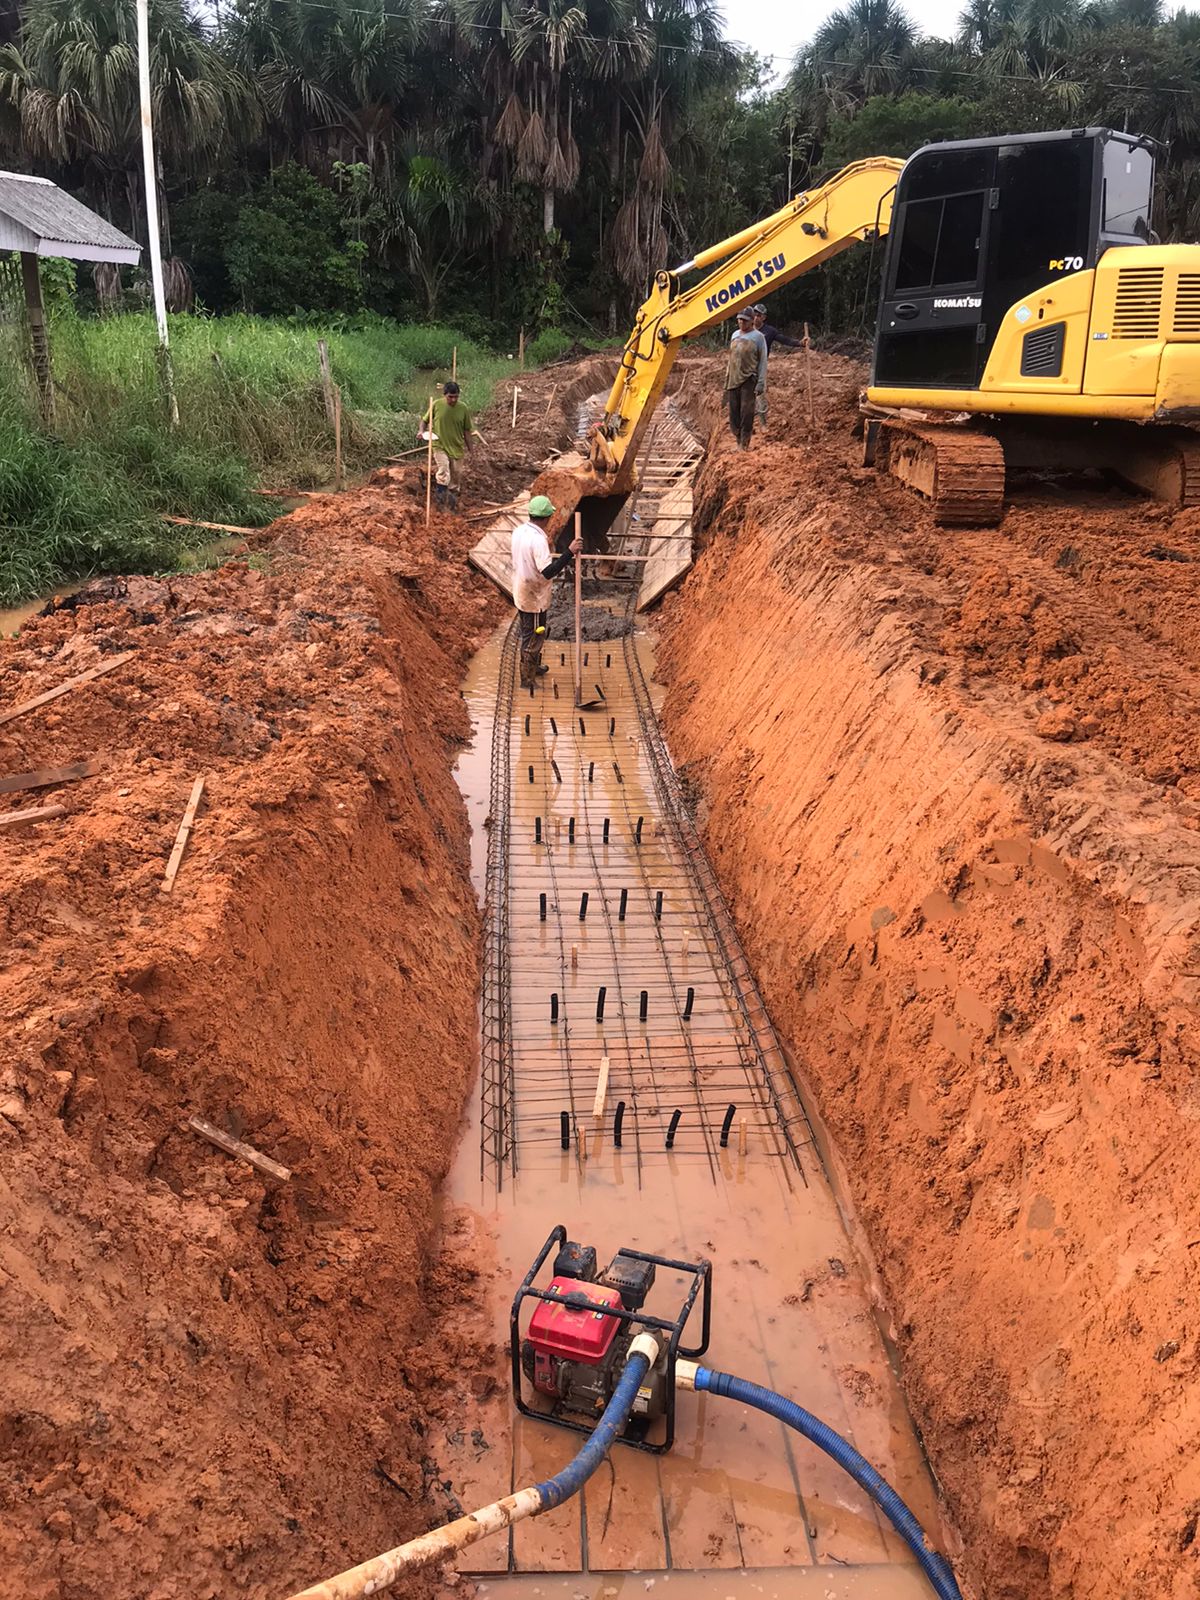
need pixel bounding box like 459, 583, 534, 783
588, 158, 903, 487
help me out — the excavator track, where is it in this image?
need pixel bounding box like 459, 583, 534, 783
1110, 425, 1200, 509
878, 419, 1006, 527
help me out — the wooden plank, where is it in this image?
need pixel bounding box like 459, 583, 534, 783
582, 1441, 668, 1571
187, 1115, 292, 1182
511, 1421, 583, 1571
0, 651, 135, 729
0, 803, 66, 831
0, 759, 101, 797
161, 775, 206, 893
592, 1055, 610, 1120
162, 516, 255, 535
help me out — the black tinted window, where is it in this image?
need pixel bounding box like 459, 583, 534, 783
905, 148, 992, 200
995, 139, 1092, 287
893, 192, 984, 291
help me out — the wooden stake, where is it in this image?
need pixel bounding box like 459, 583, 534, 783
316, 338, 336, 426
544, 384, 557, 421
425, 394, 436, 527
593, 1055, 610, 1121
451, 344, 458, 381
518, 326, 525, 369
0, 803, 66, 831
333, 384, 344, 491
738, 1117, 748, 1156
573, 510, 584, 708
161, 775, 206, 893
0, 651, 135, 729
803, 322, 815, 428
0, 759, 101, 797
571, 944, 579, 969
511, 385, 520, 429
20, 251, 54, 424
188, 1115, 291, 1182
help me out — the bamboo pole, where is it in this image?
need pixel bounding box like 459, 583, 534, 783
425, 395, 435, 526
518, 326, 525, 369
451, 344, 458, 381
135, 0, 178, 427
573, 510, 583, 708
511, 385, 520, 430
316, 338, 336, 425
333, 384, 344, 491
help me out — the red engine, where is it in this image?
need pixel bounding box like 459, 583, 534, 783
519, 1244, 665, 1421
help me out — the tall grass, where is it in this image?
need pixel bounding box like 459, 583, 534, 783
0, 311, 519, 610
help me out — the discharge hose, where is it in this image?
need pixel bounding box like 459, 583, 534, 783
284, 1332, 660, 1600
678, 1363, 962, 1600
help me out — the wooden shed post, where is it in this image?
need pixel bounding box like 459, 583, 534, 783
19, 252, 54, 424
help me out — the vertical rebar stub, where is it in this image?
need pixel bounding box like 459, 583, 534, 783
609, 717, 616, 736
614, 1099, 626, 1147
635, 816, 644, 844
618, 888, 628, 922
683, 986, 695, 1020
588, 762, 595, 783
596, 986, 607, 1021
535, 816, 542, 844
639, 989, 648, 1021
655, 890, 664, 921
580, 891, 589, 921
720, 1104, 736, 1148
603, 818, 610, 843
666, 1109, 682, 1149
560, 1111, 570, 1151
550, 992, 559, 1024
568, 817, 576, 843
539, 892, 547, 922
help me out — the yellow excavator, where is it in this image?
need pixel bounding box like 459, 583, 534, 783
572, 127, 1200, 528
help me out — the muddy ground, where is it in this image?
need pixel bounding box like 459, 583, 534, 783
660, 347, 1200, 1599
7, 334, 1199, 1600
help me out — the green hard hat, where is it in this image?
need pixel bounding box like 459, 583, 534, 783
528, 494, 556, 518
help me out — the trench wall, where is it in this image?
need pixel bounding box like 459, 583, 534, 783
0, 493, 499, 1599
657, 452, 1200, 1600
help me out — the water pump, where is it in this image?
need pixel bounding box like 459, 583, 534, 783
510, 1225, 712, 1454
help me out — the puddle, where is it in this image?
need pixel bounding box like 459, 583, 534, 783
446, 620, 946, 1588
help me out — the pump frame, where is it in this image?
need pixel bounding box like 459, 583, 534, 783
510, 1224, 713, 1455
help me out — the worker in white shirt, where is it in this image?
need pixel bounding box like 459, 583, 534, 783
510, 494, 582, 687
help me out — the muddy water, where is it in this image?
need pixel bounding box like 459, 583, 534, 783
448, 622, 946, 1591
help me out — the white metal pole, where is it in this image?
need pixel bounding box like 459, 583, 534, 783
135, 0, 178, 426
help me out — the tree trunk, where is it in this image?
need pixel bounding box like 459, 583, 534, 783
609, 96, 621, 186
543, 187, 555, 234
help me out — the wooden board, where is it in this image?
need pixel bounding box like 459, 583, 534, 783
469, 505, 526, 601
637, 477, 697, 612
0, 651, 135, 728
0, 759, 101, 797
0, 803, 66, 831
162, 775, 206, 893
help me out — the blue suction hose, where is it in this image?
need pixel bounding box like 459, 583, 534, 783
693, 1367, 962, 1600
534, 1341, 655, 1509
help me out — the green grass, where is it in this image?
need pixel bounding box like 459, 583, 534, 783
0, 311, 526, 610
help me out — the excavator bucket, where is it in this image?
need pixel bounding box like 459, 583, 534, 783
528, 456, 631, 551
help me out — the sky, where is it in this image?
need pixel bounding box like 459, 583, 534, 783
726, 0, 965, 80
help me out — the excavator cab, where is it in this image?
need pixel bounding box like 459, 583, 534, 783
873, 129, 1157, 392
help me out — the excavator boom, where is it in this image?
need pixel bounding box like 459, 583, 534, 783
589, 158, 903, 488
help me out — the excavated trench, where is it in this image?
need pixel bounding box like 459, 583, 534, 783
5, 350, 1200, 1600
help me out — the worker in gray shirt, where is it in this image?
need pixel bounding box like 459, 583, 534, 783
724, 308, 768, 451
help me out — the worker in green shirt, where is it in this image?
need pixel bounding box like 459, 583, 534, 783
430, 381, 476, 511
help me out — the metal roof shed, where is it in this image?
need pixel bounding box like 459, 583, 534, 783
0, 172, 141, 421
0, 172, 140, 264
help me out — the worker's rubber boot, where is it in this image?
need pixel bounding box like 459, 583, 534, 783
448, 490, 459, 512
434, 483, 446, 510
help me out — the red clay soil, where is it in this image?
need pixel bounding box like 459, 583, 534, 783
660, 350, 1200, 1600
0, 474, 506, 1599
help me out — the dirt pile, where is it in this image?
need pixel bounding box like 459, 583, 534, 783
0, 476, 505, 1597
659, 348, 1200, 1598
